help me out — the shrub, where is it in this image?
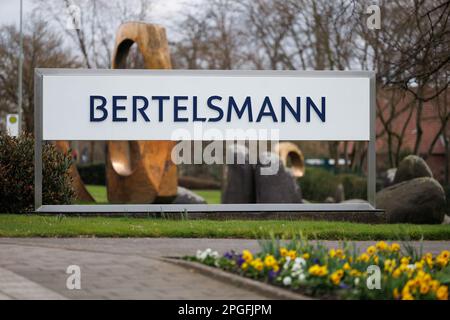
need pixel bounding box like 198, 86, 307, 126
299, 167, 367, 202
77, 163, 106, 185
339, 173, 367, 200
299, 167, 339, 202
0, 133, 75, 213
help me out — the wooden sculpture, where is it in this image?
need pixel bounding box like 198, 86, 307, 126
55, 141, 95, 202
107, 22, 177, 204
273, 142, 305, 178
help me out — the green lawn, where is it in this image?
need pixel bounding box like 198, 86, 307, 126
0, 214, 449, 239
86, 185, 108, 203
85, 185, 221, 204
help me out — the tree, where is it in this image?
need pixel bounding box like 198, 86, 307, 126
0, 17, 79, 132
171, 0, 245, 70
356, 0, 450, 157
34, 0, 155, 68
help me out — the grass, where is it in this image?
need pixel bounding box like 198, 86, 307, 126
0, 214, 449, 239
195, 189, 221, 204
85, 185, 221, 204
86, 185, 108, 204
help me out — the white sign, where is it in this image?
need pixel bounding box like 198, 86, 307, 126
41, 70, 371, 141
6, 114, 19, 137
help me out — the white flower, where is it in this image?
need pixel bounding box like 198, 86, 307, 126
407, 264, 416, 270
196, 250, 203, 260
211, 251, 219, 258
285, 256, 291, 263
283, 276, 292, 286
298, 273, 306, 281
354, 278, 360, 285
292, 270, 301, 277
199, 251, 209, 261
294, 257, 306, 267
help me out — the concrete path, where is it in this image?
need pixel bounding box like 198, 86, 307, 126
0, 238, 448, 300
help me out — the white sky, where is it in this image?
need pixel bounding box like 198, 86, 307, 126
0, 0, 190, 27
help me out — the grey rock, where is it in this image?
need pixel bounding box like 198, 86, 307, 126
376, 177, 446, 224
324, 196, 335, 203
335, 183, 345, 203
172, 187, 206, 204
443, 215, 450, 225
384, 168, 397, 187
393, 155, 433, 184
222, 144, 255, 204
254, 152, 302, 203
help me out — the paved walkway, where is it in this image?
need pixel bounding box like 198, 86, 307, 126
0, 238, 448, 299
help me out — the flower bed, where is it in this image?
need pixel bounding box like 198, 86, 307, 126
186, 240, 449, 300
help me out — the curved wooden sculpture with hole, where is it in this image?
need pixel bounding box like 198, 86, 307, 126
107, 22, 177, 204
273, 142, 305, 178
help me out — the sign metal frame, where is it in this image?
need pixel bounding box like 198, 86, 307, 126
34, 69, 377, 213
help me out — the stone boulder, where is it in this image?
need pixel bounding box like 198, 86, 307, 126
324, 197, 335, 203
376, 177, 446, 224
393, 155, 433, 184
254, 152, 302, 203
172, 187, 206, 204
222, 144, 255, 203
335, 183, 345, 203
383, 168, 397, 188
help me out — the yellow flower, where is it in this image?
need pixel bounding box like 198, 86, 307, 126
392, 268, 402, 279
308, 264, 328, 277
241, 262, 248, 270
402, 293, 414, 300
317, 266, 328, 276
350, 269, 362, 277
390, 243, 401, 252
436, 286, 448, 300
252, 259, 263, 271
287, 250, 297, 260
430, 280, 440, 292
264, 255, 276, 267
436, 255, 448, 268
440, 250, 449, 260
343, 262, 351, 271
329, 248, 346, 259
242, 250, 253, 262
402, 283, 411, 295
420, 283, 430, 295
272, 264, 280, 272
357, 253, 370, 263
401, 257, 410, 265
302, 253, 310, 260
309, 264, 319, 275
424, 253, 433, 260
373, 255, 379, 264
330, 271, 342, 285
279, 247, 288, 257
366, 246, 377, 256
376, 241, 388, 251
399, 264, 408, 272
415, 261, 424, 270
384, 259, 397, 273
329, 249, 336, 258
